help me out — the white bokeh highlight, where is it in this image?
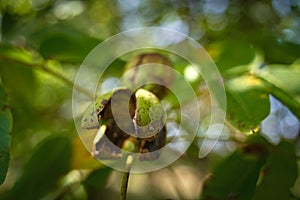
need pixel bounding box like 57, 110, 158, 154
261, 95, 300, 145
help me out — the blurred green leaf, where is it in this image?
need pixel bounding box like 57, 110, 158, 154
253, 141, 298, 200
250, 34, 300, 64
1, 1, 300, 199
83, 167, 112, 199
0, 79, 12, 185
226, 75, 270, 131
0, 44, 38, 104
38, 25, 101, 63
2, 135, 71, 200
208, 40, 255, 74
70, 136, 103, 169
0, 44, 37, 64
254, 64, 300, 118
103, 58, 127, 78
0, 63, 37, 106
0, 55, 38, 133
201, 137, 269, 200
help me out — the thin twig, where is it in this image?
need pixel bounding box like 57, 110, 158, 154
36, 62, 94, 98
120, 155, 134, 200
0, 54, 94, 98
120, 172, 130, 200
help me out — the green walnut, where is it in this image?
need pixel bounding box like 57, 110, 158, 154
81, 88, 136, 130
81, 90, 114, 130
81, 87, 166, 160
81, 88, 136, 159
134, 88, 165, 139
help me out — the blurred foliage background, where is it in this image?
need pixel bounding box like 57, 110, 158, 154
0, 0, 300, 199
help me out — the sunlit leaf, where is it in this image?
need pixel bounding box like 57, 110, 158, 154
0, 44, 37, 64
253, 141, 298, 200
226, 75, 270, 131
254, 64, 300, 118
0, 79, 12, 185
2, 135, 71, 200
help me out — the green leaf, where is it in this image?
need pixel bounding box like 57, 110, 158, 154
209, 40, 255, 74
250, 34, 300, 64
0, 64, 37, 105
254, 64, 300, 119
0, 60, 38, 133
103, 58, 127, 78
201, 138, 268, 200
38, 26, 101, 63
0, 79, 12, 186
253, 141, 298, 200
82, 167, 112, 199
226, 75, 270, 131
3, 135, 71, 200
0, 44, 36, 64
0, 45, 38, 106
